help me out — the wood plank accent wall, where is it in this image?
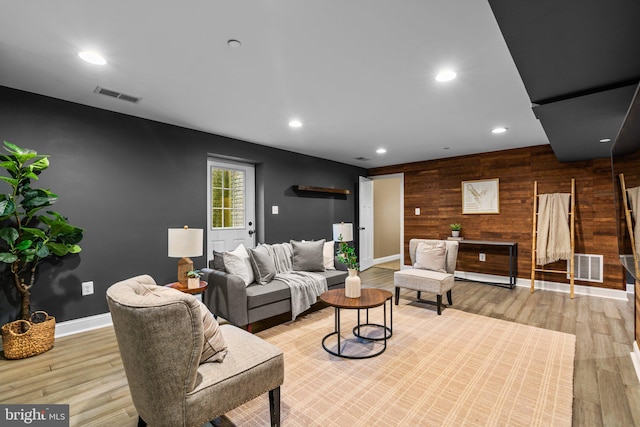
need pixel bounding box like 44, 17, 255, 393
369, 144, 626, 290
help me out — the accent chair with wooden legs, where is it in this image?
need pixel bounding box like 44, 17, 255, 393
394, 239, 459, 315
106, 275, 284, 427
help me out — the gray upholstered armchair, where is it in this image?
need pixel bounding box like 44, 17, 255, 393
106, 275, 284, 427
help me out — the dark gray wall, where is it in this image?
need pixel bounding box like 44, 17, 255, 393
0, 86, 365, 324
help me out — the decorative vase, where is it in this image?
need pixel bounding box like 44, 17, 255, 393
345, 269, 361, 298
452, 230, 460, 237
187, 277, 200, 289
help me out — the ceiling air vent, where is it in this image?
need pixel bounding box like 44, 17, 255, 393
354, 157, 370, 161
94, 86, 142, 104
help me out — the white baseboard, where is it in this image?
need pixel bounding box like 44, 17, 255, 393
373, 254, 400, 265
54, 312, 113, 338
0, 312, 113, 352
453, 271, 629, 301
454, 271, 513, 286
632, 341, 640, 384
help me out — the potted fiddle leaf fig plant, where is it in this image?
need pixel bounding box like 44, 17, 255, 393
0, 141, 84, 324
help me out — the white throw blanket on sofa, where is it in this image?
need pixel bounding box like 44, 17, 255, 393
264, 243, 327, 320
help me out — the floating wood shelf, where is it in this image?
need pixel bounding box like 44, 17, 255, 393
293, 185, 350, 195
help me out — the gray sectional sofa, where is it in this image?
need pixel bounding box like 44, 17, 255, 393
202, 240, 348, 329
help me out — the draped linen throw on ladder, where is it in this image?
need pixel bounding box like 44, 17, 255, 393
536, 193, 572, 265
264, 243, 327, 320
627, 186, 640, 260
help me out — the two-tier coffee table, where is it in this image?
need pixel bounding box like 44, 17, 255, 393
319, 288, 393, 359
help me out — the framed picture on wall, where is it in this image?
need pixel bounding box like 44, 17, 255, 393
462, 178, 500, 214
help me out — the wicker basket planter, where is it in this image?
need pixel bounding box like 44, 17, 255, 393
1, 311, 55, 359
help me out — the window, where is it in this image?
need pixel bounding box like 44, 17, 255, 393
210, 167, 245, 229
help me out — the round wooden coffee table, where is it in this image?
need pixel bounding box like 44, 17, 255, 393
319, 288, 393, 359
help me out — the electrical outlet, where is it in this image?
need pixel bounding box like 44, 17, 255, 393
82, 281, 94, 296
479, 253, 486, 262
272, 206, 279, 214
414, 207, 420, 215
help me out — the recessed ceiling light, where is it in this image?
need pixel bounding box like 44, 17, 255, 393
227, 39, 242, 48
288, 120, 302, 128
78, 51, 107, 65
435, 70, 457, 82
599, 138, 611, 143
491, 127, 508, 134
376, 148, 387, 154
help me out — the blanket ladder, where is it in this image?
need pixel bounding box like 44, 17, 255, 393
618, 173, 639, 277
530, 178, 576, 298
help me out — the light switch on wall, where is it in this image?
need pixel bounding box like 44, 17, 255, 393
415, 207, 420, 215
272, 206, 279, 214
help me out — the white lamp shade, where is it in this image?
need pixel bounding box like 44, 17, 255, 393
332, 223, 353, 242
168, 227, 203, 258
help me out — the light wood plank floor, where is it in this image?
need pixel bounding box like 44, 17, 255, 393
1, 267, 638, 426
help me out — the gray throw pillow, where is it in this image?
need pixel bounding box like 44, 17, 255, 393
248, 246, 277, 285
291, 239, 325, 272
212, 250, 226, 272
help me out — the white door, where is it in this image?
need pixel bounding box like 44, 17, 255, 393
359, 176, 374, 270
207, 159, 256, 261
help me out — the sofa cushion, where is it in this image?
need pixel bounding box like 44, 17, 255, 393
322, 269, 349, 287
246, 270, 348, 309
246, 278, 291, 309
291, 239, 325, 272
394, 268, 454, 294
248, 245, 277, 285
223, 244, 254, 286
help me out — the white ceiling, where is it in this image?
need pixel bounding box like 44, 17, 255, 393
0, 0, 549, 168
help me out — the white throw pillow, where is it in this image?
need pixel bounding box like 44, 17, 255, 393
414, 241, 447, 273
323, 241, 336, 270
223, 244, 255, 286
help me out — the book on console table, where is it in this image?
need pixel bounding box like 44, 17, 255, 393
447, 237, 464, 241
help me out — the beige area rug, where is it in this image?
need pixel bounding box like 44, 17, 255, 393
221, 304, 575, 426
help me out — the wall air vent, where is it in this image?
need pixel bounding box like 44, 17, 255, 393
94, 86, 142, 104
568, 253, 603, 283
354, 157, 370, 161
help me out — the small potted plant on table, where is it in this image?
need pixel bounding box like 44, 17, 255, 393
186, 270, 203, 289
449, 223, 462, 238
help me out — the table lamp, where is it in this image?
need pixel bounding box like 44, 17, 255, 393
168, 225, 203, 286
332, 222, 353, 242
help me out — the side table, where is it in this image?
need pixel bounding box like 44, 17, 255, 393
165, 281, 208, 295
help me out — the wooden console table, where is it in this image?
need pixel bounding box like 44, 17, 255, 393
455, 239, 518, 288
